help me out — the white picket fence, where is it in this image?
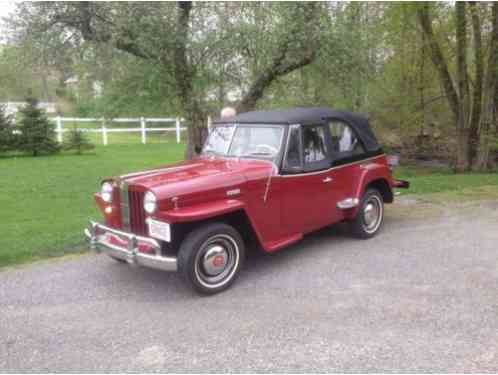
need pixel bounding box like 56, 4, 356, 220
50, 116, 186, 145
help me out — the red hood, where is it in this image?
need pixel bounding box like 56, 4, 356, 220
118, 156, 275, 203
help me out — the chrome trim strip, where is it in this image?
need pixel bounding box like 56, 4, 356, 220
337, 198, 360, 209
263, 163, 278, 203
278, 154, 385, 178
84, 221, 177, 272
226, 188, 241, 197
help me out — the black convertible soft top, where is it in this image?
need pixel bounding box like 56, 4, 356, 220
213, 107, 380, 152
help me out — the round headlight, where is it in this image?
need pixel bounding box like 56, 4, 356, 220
144, 191, 157, 214
101, 182, 114, 203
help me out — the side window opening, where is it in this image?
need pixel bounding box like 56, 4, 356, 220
328, 120, 365, 157
283, 124, 302, 172
303, 125, 328, 163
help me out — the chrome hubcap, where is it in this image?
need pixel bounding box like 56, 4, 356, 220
194, 234, 239, 288
362, 196, 382, 233
202, 245, 229, 276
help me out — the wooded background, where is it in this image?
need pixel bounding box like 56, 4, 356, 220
1, 2, 497, 171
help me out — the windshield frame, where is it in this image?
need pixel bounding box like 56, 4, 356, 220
202, 123, 287, 162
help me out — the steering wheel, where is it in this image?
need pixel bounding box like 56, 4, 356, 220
255, 144, 278, 155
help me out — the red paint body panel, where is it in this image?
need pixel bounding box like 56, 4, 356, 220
156, 199, 245, 223
95, 154, 395, 253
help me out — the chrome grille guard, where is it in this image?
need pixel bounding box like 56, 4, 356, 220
84, 221, 177, 272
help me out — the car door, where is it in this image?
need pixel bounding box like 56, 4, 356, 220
326, 118, 367, 213
280, 124, 337, 234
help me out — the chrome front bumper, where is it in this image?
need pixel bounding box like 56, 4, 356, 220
84, 221, 177, 272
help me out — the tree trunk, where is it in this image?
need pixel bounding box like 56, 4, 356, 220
418, 3, 468, 171
419, 30, 426, 135
172, 2, 207, 159
454, 2, 471, 172
184, 100, 208, 159
456, 128, 470, 172
468, 2, 483, 170
474, 3, 498, 170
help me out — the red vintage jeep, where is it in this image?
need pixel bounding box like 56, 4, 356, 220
85, 108, 408, 294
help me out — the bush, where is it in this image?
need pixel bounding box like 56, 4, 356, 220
17, 97, 60, 156
63, 126, 95, 154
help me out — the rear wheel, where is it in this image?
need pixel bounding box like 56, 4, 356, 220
351, 189, 384, 239
178, 222, 245, 295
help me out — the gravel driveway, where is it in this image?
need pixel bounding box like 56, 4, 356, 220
1, 199, 498, 372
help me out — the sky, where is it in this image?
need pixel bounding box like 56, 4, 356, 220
0, 0, 17, 42
0, 0, 16, 18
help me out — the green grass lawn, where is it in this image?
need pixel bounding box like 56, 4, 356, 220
394, 165, 498, 195
0, 142, 185, 268
1, 147, 497, 268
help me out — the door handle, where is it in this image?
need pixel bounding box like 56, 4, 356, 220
323, 177, 333, 183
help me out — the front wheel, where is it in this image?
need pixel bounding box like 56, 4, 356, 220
350, 189, 384, 239
178, 223, 245, 295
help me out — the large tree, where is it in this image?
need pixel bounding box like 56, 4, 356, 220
417, 2, 498, 171
11, 2, 323, 158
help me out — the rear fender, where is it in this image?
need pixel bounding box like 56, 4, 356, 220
346, 162, 393, 219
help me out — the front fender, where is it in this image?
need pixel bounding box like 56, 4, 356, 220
154, 199, 245, 223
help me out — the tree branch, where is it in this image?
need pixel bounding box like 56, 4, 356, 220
417, 3, 460, 119
236, 3, 319, 113
51, 2, 157, 60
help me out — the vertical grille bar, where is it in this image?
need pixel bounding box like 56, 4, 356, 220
120, 181, 130, 231
132, 191, 139, 232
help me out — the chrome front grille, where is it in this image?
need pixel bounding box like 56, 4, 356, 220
119, 182, 146, 235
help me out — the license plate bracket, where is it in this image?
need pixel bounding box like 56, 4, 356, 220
148, 219, 171, 242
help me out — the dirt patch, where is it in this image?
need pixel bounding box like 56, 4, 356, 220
387, 199, 445, 222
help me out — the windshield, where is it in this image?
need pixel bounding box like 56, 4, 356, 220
202, 124, 284, 160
